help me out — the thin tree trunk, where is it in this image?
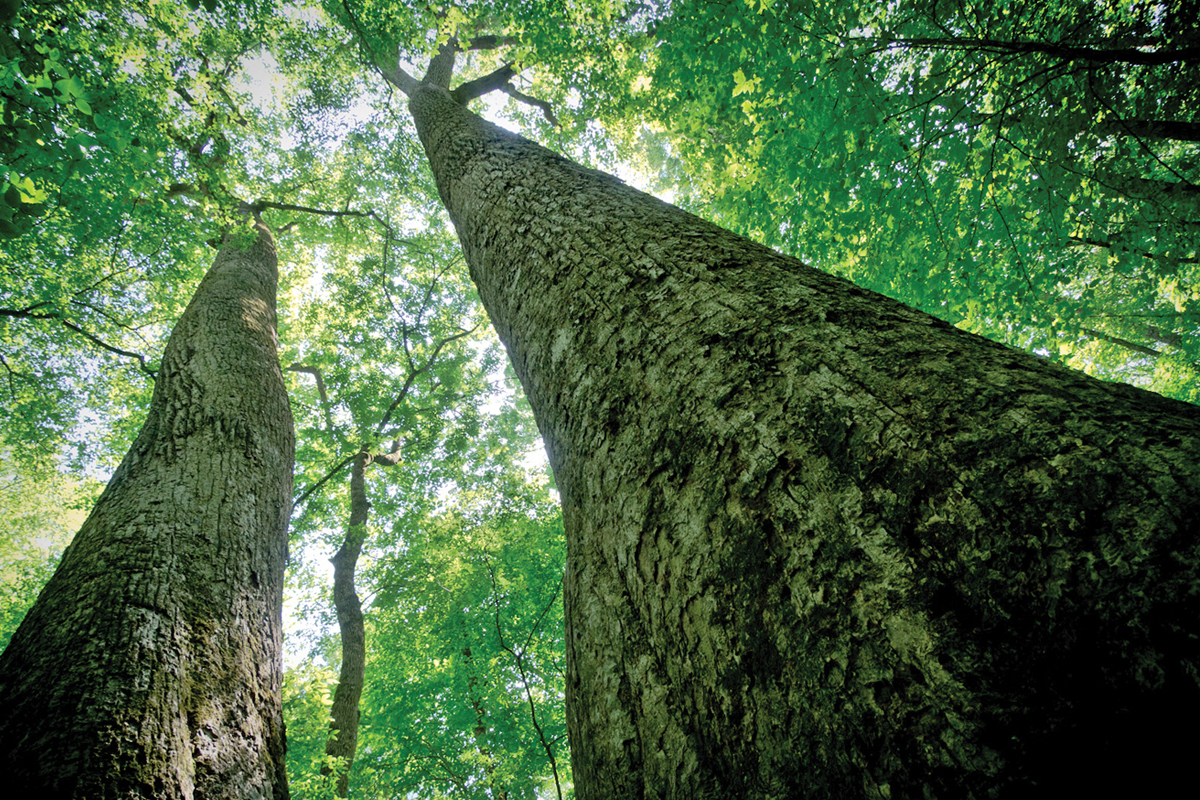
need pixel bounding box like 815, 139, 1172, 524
323, 443, 401, 796
0, 220, 293, 799
407, 83, 1200, 798
322, 451, 370, 797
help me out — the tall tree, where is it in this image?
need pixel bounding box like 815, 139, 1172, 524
5, 1, 1200, 796
357, 29, 1200, 798
0, 216, 294, 798
3, 2, 553, 797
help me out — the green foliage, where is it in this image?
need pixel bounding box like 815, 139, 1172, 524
286, 469, 568, 799
365, 473, 567, 799
0, 451, 102, 650
586, 0, 1198, 400
0, 0, 320, 467
283, 663, 347, 800
4, 0, 1197, 796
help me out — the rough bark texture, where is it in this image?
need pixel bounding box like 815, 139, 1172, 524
0, 221, 293, 799
409, 84, 1200, 799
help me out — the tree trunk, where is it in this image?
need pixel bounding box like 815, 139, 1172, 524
0, 220, 293, 799
322, 451, 369, 797
322, 442, 401, 797
408, 84, 1200, 799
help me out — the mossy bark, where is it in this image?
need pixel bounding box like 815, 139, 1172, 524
409, 84, 1200, 798
0, 221, 293, 799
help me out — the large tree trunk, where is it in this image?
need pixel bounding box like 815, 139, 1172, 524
0, 220, 293, 799
408, 84, 1200, 798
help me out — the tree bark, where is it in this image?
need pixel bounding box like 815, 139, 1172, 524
408, 84, 1200, 799
0, 220, 293, 799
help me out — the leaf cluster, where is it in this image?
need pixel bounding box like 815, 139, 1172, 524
593, 0, 1199, 399
286, 468, 568, 800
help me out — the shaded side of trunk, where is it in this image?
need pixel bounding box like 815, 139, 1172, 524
409, 85, 1200, 799
0, 221, 294, 799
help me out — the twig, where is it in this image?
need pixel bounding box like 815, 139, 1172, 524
483, 557, 564, 800
293, 454, 358, 512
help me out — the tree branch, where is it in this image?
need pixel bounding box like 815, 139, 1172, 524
60, 320, 158, 378
1081, 327, 1162, 358
339, 0, 419, 95
375, 324, 479, 435
1096, 118, 1200, 143
865, 36, 1200, 66
3, 306, 157, 378
422, 38, 457, 89
450, 64, 517, 104
484, 558, 563, 800
499, 82, 559, 127
293, 454, 357, 512
0, 304, 57, 320
464, 35, 518, 51
379, 58, 420, 96
1067, 235, 1200, 265
255, 199, 400, 237
0, 353, 26, 397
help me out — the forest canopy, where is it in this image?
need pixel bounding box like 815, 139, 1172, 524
1, 0, 1196, 796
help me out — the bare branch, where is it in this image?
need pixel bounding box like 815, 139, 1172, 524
293, 454, 357, 512
450, 64, 517, 104
60, 320, 157, 378
500, 82, 559, 127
